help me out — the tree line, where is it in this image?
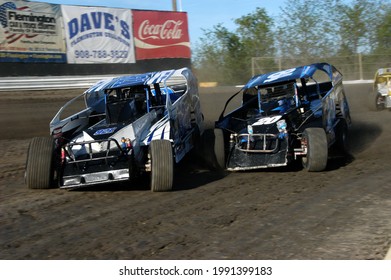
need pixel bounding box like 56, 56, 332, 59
193, 0, 391, 84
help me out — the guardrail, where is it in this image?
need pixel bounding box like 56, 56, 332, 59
0, 76, 373, 91
0, 75, 116, 91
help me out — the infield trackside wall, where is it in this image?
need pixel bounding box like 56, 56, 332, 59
0, 58, 191, 77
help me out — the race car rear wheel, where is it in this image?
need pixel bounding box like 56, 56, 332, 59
335, 119, 349, 155
301, 128, 328, 172
149, 140, 174, 192
25, 137, 55, 189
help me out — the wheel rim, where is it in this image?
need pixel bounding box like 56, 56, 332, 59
376, 94, 384, 110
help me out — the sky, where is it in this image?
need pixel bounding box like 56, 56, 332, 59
36, 0, 287, 45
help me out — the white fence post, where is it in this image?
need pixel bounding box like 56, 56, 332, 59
358, 53, 363, 80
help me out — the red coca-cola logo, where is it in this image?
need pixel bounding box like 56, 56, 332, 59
132, 10, 191, 59
138, 20, 183, 40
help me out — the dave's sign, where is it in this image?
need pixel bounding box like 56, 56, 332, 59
132, 10, 191, 60
61, 5, 135, 63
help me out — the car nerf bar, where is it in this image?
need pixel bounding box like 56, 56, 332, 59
63, 138, 129, 166
231, 133, 280, 153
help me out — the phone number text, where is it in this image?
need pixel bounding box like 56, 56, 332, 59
74, 50, 128, 59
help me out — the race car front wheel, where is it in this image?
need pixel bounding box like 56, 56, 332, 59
25, 137, 55, 189
213, 129, 226, 170
375, 93, 385, 111
149, 140, 174, 192
370, 92, 385, 111
301, 128, 328, 172
201, 128, 225, 170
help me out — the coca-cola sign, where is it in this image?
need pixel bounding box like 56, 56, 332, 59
138, 20, 183, 40
132, 10, 190, 60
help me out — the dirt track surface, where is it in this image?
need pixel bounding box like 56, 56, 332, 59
1, 84, 391, 260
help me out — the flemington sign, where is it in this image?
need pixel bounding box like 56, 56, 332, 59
6, 10, 57, 35
132, 10, 191, 60
0, 0, 66, 63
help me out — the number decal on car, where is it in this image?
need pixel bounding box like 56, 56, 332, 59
252, 116, 282, 126
264, 68, 296, 83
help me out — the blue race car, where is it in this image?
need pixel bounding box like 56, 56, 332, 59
213, 62, 351, 171
25, 68, 204, 191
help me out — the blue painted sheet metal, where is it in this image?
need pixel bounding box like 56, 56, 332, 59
92, 68, 183, 91
104, 73, 154, 89
244, 62, 334, 89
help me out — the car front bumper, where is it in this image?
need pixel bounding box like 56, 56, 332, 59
226, 133, 290, 171
60, 168, 130, 189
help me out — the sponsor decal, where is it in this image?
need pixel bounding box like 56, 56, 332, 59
61, 5, 135, 63
0, 1, 66, 63
132, 10, 190, 60
94, 127, 117, 135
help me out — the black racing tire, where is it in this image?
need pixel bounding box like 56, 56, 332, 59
369, 92, 385, 111
201, 128, 225, 170
25, 137, 55, 189
375, 93, 385, 111
149, 140, 174, 192
301, 128, 328, 172
128, 153, 138, 180
213, 128, 226, 170
335, 119, 349, 155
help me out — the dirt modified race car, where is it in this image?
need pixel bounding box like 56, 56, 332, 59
370, 68, 391, 110
25, 68, 204, 191
213, 62, 351, 172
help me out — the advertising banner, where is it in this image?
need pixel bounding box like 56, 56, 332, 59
0, 0, 66, 63
132, 10, 191, 60
61, 5, 135, 64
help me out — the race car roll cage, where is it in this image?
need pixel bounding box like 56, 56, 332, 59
219, 77, 330, 123
61, 80, 187, 157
